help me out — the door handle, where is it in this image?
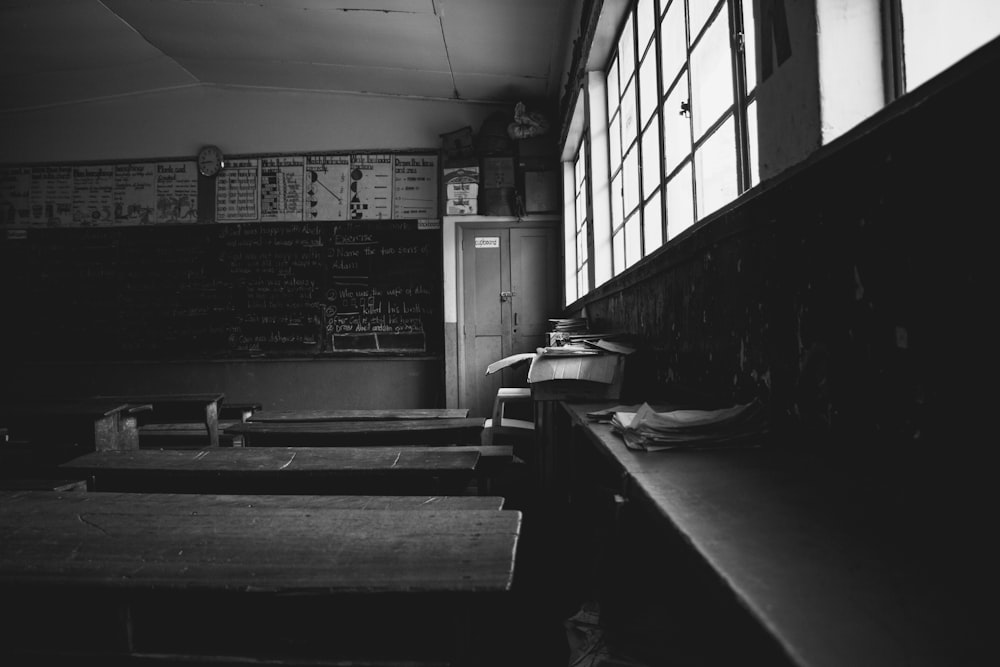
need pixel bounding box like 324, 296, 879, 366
499, 291, 515, 302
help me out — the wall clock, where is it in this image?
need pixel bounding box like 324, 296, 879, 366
197, 145, 225, 177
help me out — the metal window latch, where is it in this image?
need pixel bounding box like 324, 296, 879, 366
499, 291, 515, 302
680, 100, 691, 117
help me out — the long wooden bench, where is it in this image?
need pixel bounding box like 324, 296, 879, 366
248, 407, 469, 422
94, 393, 225, 448
60, 446, 483, 496
226, 416, 486, 447
0, 490, 521, 666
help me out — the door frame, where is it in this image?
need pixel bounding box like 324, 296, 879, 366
442, 214, 560, 410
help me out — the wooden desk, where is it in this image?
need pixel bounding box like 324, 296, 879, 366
0, 400, 145, 463
0, 490, 521, 665
227, 416, 486, 447
94, 393, 225, 448
219, 400, 263, 422
249, 407, 470, 422
553, 401, 988, 667
61, 446, 482, 495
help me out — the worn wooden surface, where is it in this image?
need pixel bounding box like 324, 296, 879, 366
559, 401, 988, 667
249, 408, 470, 422
0, 489, 519, 591
0, 490, 521, 664
227, 417, 486, 446
60, 446, 482, 495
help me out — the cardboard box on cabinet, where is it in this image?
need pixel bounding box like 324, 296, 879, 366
486, 344, 632, 401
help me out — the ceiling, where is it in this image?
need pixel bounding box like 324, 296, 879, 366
0, 0, 577, 114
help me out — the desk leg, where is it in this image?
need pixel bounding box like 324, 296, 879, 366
204, 402, 220, 448
115, 599, 134, 654
94, 414, 140, 451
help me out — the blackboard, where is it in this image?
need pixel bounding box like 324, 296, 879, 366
0, 220, 442, 360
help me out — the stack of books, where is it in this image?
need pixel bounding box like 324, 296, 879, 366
547, 318, 629, 347
606, 401, 767, 451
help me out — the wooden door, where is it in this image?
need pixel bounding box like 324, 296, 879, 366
460, 224, 559, 417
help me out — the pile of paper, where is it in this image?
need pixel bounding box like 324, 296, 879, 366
610, 401, 767, 451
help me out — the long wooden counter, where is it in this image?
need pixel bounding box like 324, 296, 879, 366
552, 400, 987, 667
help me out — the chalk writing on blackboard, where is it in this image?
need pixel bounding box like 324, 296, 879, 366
0, 219, 441, 359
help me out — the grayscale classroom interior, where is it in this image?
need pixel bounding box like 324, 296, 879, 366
1, 1, 995, 666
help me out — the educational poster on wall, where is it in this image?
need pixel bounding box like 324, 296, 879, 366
305, 154, 350, 221
114, 163, 156, 225
154, 161, 199, 223
72, 165, 115, 226
216, 157, 260, 222
260, 155, 305, 222
349, 153, 392, 219
2, 150, 438, 228
29, 166, 73, 226
0, 166, 31, 225
392, 154, 438, 219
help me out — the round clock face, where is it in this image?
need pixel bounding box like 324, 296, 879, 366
197, 145, 224, 177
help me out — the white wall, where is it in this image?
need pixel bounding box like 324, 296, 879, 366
0, 84, 508, 164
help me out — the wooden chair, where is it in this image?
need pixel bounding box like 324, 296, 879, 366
481, 387, 534, 449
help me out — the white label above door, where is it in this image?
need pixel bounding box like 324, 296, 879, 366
475, 236, 500, 248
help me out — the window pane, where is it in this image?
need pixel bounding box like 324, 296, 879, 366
607, 57, 620, 117
637, 0, 656, 54
623, 144, 641, 218
609, 111, 622, 168
663, 71, 691, 175
695, 116, 738, 220
643, 191, 663, 253
625, 214, 642, 269
641, 119, 662, 196
621, 77, 638, 150
660, 0, 687, 88
742, 0, 757, 92
612, 228, 625, 276
688, 0, 719, 39
639, 49, 659, 125
747, 99, 759, 187
690, 10, 734, 140
901, 0, 1000, 90
618, 14, 636, 81
666, 162, 695, 239
611, 171, 624, 229
577, 264, 589, 299
576, 225, 588, 267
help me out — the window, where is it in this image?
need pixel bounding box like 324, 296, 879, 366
887, 0, 1000, 98
605, 0, 757, 277
563, 0, 999, 308
572, 140, 591, 302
